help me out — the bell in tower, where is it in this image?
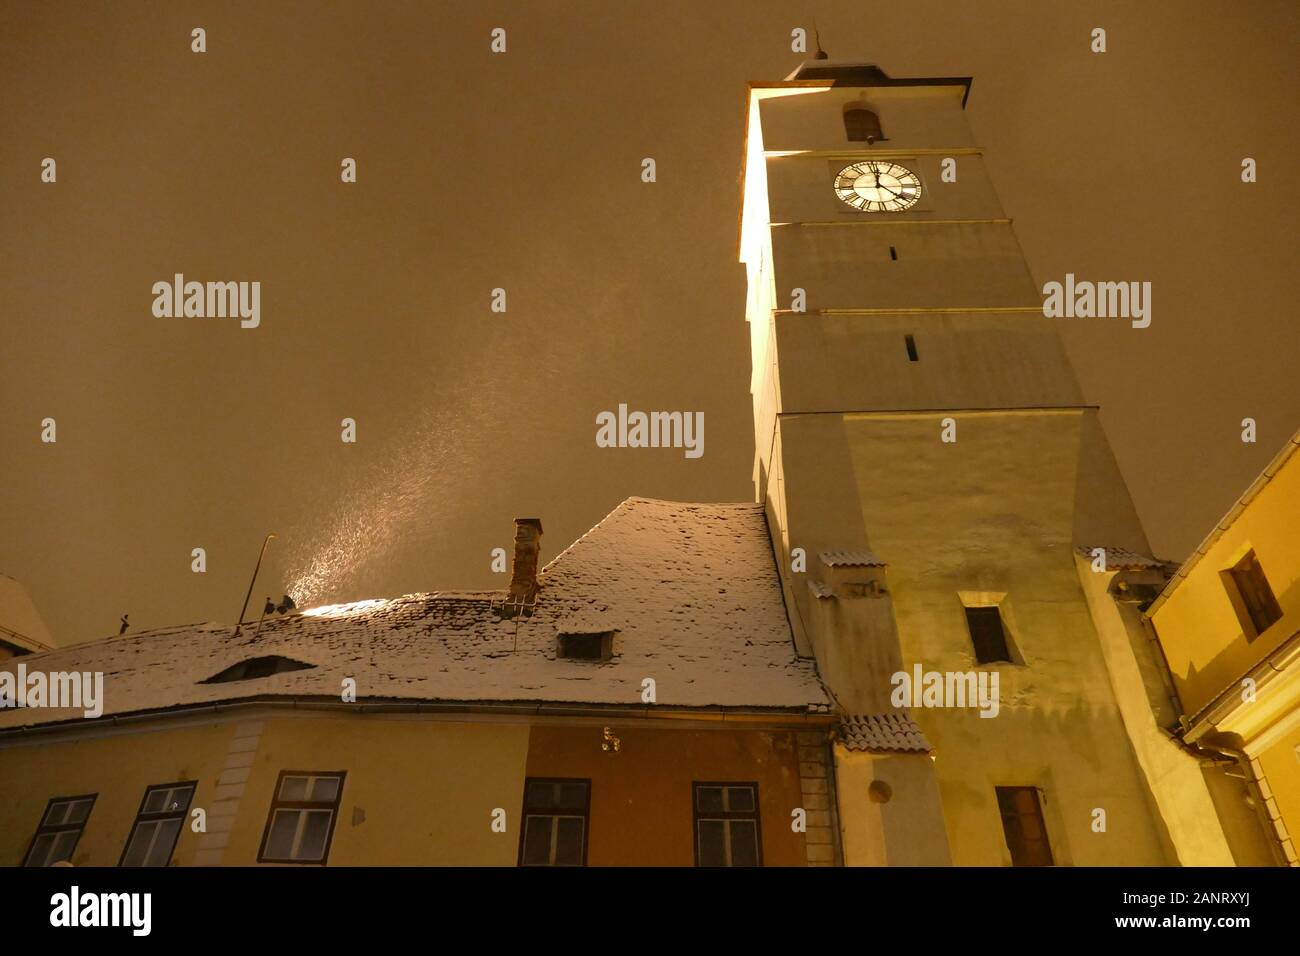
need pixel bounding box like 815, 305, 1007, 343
843, 102, 884, 143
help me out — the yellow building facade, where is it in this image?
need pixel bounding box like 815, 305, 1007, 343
0, 709, 831, 867
1147, 431, 1300, 866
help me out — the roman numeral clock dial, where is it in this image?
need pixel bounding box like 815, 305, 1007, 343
834, 161, 922, 212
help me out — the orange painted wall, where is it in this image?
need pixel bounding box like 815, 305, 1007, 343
524, 723, 811, 866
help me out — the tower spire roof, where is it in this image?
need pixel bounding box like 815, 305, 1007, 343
772, 61, 972, 108
784, 61, 892, 83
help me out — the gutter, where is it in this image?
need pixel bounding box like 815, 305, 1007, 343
0, 695, 838, 743
779, 404, 1097, 420
0, 624, 54, 655
1180, 626, 1300, 740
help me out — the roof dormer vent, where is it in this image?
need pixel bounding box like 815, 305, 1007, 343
199, 656, 314, 684
557, 631, 614, 662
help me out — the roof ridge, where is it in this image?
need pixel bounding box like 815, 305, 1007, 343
539, 496, 763, 579
538, 499, 632, 578
6, 620, 228, 661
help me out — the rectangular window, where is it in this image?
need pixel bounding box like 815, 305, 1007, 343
1226, 550, 1283, 639
23, 794, 96, 867
519, 778, 590, 866
995, 786, 1054, 866
120, 781, 196, 867
965, 605, 1013, 663
694, 782, 762, 867
258, 771, 345, 864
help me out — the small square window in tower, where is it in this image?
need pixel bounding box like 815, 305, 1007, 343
995, 786, 1054, 866
965, 606, 1012, 664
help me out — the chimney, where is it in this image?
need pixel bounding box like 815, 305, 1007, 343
507, 518, 544, 609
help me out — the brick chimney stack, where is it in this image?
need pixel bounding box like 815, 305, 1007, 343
507, 518, 544, 608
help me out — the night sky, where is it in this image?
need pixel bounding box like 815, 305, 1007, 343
2, 1, 1296, 645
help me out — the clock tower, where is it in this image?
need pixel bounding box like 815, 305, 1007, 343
739, 62, 1232, 866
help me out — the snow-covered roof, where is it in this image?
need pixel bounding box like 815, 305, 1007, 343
0, 498, 831, 732
0, 573, 56, 652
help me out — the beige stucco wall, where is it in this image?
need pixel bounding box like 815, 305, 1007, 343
835, 748, 951, 866
757, 85, 974, 155
1197, 762, 1279, 866
774, 310, 1083, 413
772, 410, 1175, 865
1073, 554, 1236, 865
771, 222, 1039, 312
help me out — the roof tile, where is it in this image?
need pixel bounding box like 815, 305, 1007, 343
839, 712, 932, 753
820, 550, 886, 568
1074, 545, 1171, 571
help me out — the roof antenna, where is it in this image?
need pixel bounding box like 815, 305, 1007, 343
234, 533, 277, 636
813, 19, 829, 59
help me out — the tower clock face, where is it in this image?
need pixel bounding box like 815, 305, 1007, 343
834, 161, 922, 212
